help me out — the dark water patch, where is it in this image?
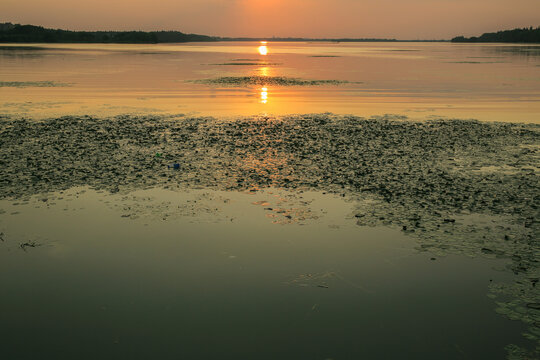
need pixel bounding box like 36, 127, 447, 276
309, 55, 341, 57
482, 46, 540, 59
192, 76, 350, 86
0, 186, 528, 360
0, 81, 71, 88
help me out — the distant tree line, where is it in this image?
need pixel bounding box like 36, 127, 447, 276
0, 22, 450, 44
220, 37, 398, 42
452, 27, 540, 43
0, 23, 217, 43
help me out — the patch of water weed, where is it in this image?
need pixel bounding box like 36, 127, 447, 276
447, 61, 505, 64
0, 46, 48, 51
0, 81, 71, 88
505, 344, 539, 360
192, 76, 350, 86
0, 113, 538, 356
19, 241, 42, 252
285, 271, 374, 293
0, 230, 49, 253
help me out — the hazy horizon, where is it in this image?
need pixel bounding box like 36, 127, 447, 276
1, 0, 539, 40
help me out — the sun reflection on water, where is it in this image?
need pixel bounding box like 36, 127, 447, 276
257, 42, 269, 104
259, 66, 270, 77
260, 87, 268, 104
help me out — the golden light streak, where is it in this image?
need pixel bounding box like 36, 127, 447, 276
259, 66, 270, 77
260, 87, 268, 104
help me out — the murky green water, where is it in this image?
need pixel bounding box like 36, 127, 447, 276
0, 188, 529, 359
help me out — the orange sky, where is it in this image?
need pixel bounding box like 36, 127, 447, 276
1, 0, 539, 39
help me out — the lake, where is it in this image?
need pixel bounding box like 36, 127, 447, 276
0, 41, 539, 122
0, 42, 539, 360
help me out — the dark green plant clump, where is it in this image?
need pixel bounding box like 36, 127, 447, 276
193, 76, 350, 86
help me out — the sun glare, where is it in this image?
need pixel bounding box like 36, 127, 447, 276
258, 45, 268, 56
260, 87, 268, 104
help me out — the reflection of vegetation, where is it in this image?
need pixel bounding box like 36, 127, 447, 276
0, 23, 216, 43
193, 76, 350, 86
452, 27, 540, 43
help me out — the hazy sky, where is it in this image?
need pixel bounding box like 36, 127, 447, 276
1, 0, 539, 39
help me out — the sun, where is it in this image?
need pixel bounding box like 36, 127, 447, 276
258, 42, 268, 56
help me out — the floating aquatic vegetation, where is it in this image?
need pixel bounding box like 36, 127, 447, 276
105, 190, 231, 222
285, 271, 374, 293
0, 101, 74, 112
0, 229, 50, 253
0, 81, 71, 88
19, 241, 42, 252
447, 61, 505, 64
249, 193, 321, 225
192, 76, 350, 86
505, 344, 538, 360
0, 46, 48, 51
285, 271, 337, 288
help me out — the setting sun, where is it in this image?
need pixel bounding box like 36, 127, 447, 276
258, 45, 268, 55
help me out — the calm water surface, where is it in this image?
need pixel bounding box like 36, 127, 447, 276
0, 42, 539, 122
1, 42, 539, 359
0, 188, 528, 359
